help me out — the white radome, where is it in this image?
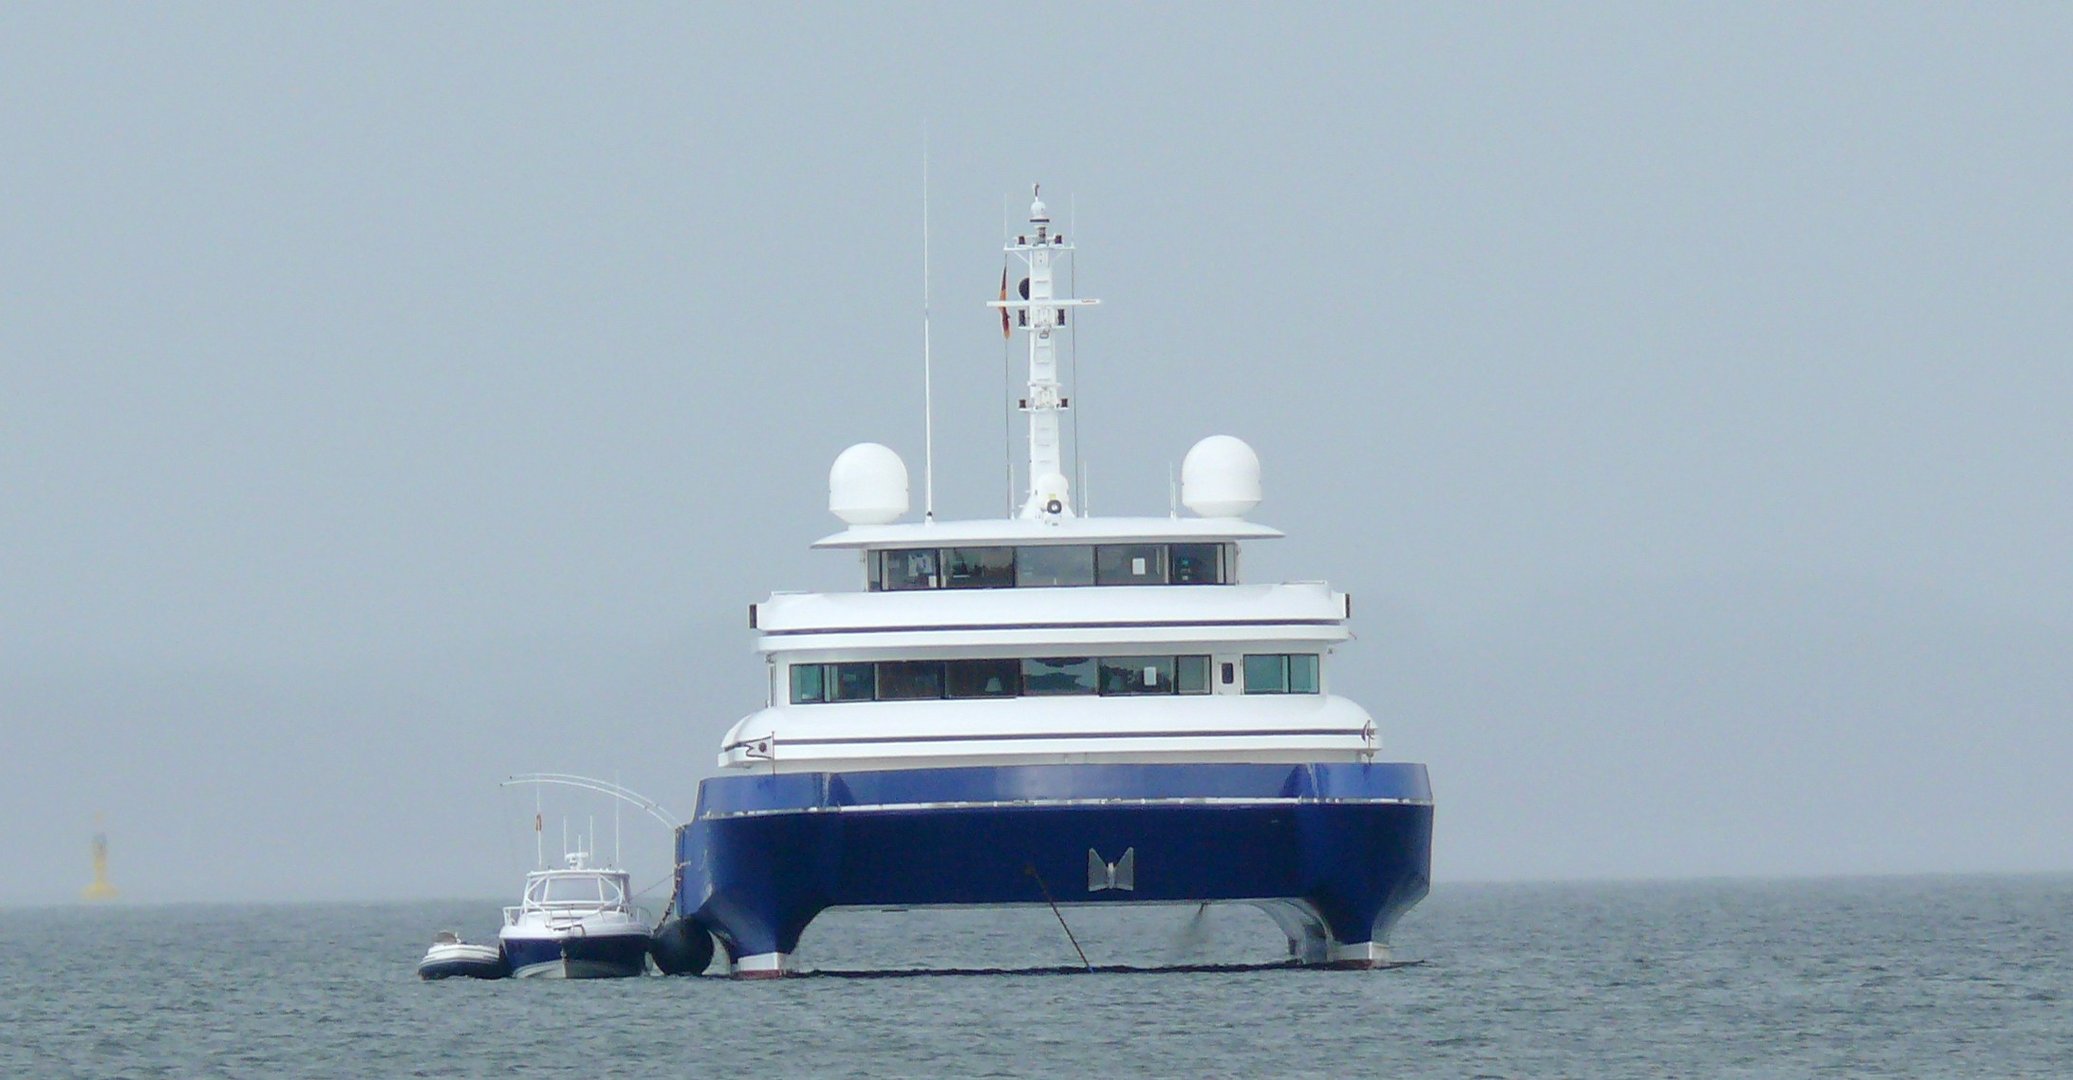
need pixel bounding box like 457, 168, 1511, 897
829, 442, 909, 525
1031, 471, 1071, 517
1180, 435, 1262, 518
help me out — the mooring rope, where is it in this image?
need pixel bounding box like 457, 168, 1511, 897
1023, 862, 1092, 971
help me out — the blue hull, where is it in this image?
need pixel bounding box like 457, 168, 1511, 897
675, 762, 1432, 974
501, 931, 650, 979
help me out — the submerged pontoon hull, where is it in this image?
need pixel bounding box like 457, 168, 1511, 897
674, 761, 1432, 977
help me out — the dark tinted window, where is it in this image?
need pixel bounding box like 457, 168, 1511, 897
880, 549, 938, 591
794, 654, 1219, 702
876, 660, 944, 700
1100, 655, 1175, 695
1096, 545, 1168, 585
945, 658, 1020, 698
943, 547, 1015, 588
832, 662, 876, 701
1022, 656, 1097, 695
1169, 543, 1226, 585
1015, 545, 1095, 587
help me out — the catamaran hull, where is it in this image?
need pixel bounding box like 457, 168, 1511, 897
675, 761, 1432, 977
499, 930, 651, 979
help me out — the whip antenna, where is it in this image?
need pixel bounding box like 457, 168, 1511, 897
921, 124, 935, 522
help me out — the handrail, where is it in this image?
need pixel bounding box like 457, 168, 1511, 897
500, 773, 680, 829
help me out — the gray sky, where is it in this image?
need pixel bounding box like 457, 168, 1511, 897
4, 4, 2068, 905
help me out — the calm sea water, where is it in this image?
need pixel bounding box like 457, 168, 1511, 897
2, 876, 2064, 1078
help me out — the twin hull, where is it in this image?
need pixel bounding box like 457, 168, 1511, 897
674, 761, 1432, 974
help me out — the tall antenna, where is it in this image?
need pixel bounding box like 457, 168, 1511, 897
989, 183, 1100, 520
533, 784, 543, 869
921, 123, 935, 522
1069, 193, 1081, 506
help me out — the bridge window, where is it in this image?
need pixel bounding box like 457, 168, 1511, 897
867, 543, 1234, 590
1169, 543, 1226, 585
944, 547, 1015, 588
1096, 544, 1168, 585
1016, 545, 1096, 587
1242, 653, 1321, 694
879, 549, 939, 591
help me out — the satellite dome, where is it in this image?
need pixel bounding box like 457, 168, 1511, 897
1180, 435, 1262, 518
1031, 471, 1071, 519
829, 443, 909, 525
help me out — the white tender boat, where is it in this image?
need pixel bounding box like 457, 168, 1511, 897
497, 852, 652, 979
416, 931, 507, 980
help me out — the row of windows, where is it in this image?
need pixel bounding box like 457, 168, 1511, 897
871, 543, 1231, 591
788, 653, 1320, 704
1241, 653, 1322, 695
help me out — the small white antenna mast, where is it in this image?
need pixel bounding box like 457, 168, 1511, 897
1070, 193, 1082, 512
921, 124, 936, 523
533, 783, 543, 869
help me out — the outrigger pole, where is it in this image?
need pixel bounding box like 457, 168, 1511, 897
501, 774, 680, 831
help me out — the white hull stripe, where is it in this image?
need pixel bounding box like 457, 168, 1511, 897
763, 617, 1342, 635
702, 794, 1431, 820
724, 728, 1362, 753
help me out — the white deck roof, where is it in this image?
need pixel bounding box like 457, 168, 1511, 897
718, 693, 1378, 772
812, 515, 1283, 550
755, 582, 1345, 637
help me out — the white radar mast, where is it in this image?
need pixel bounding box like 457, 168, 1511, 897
990, 184, 1100, 521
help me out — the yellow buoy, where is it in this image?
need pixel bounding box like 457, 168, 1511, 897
82, 819, 118, 902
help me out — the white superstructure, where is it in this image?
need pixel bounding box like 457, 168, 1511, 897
717, 187, 1375, 777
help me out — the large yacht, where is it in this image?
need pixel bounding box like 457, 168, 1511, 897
668, 188, 1433, 978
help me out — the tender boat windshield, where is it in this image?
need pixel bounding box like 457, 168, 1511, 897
527, 874, 626, 906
